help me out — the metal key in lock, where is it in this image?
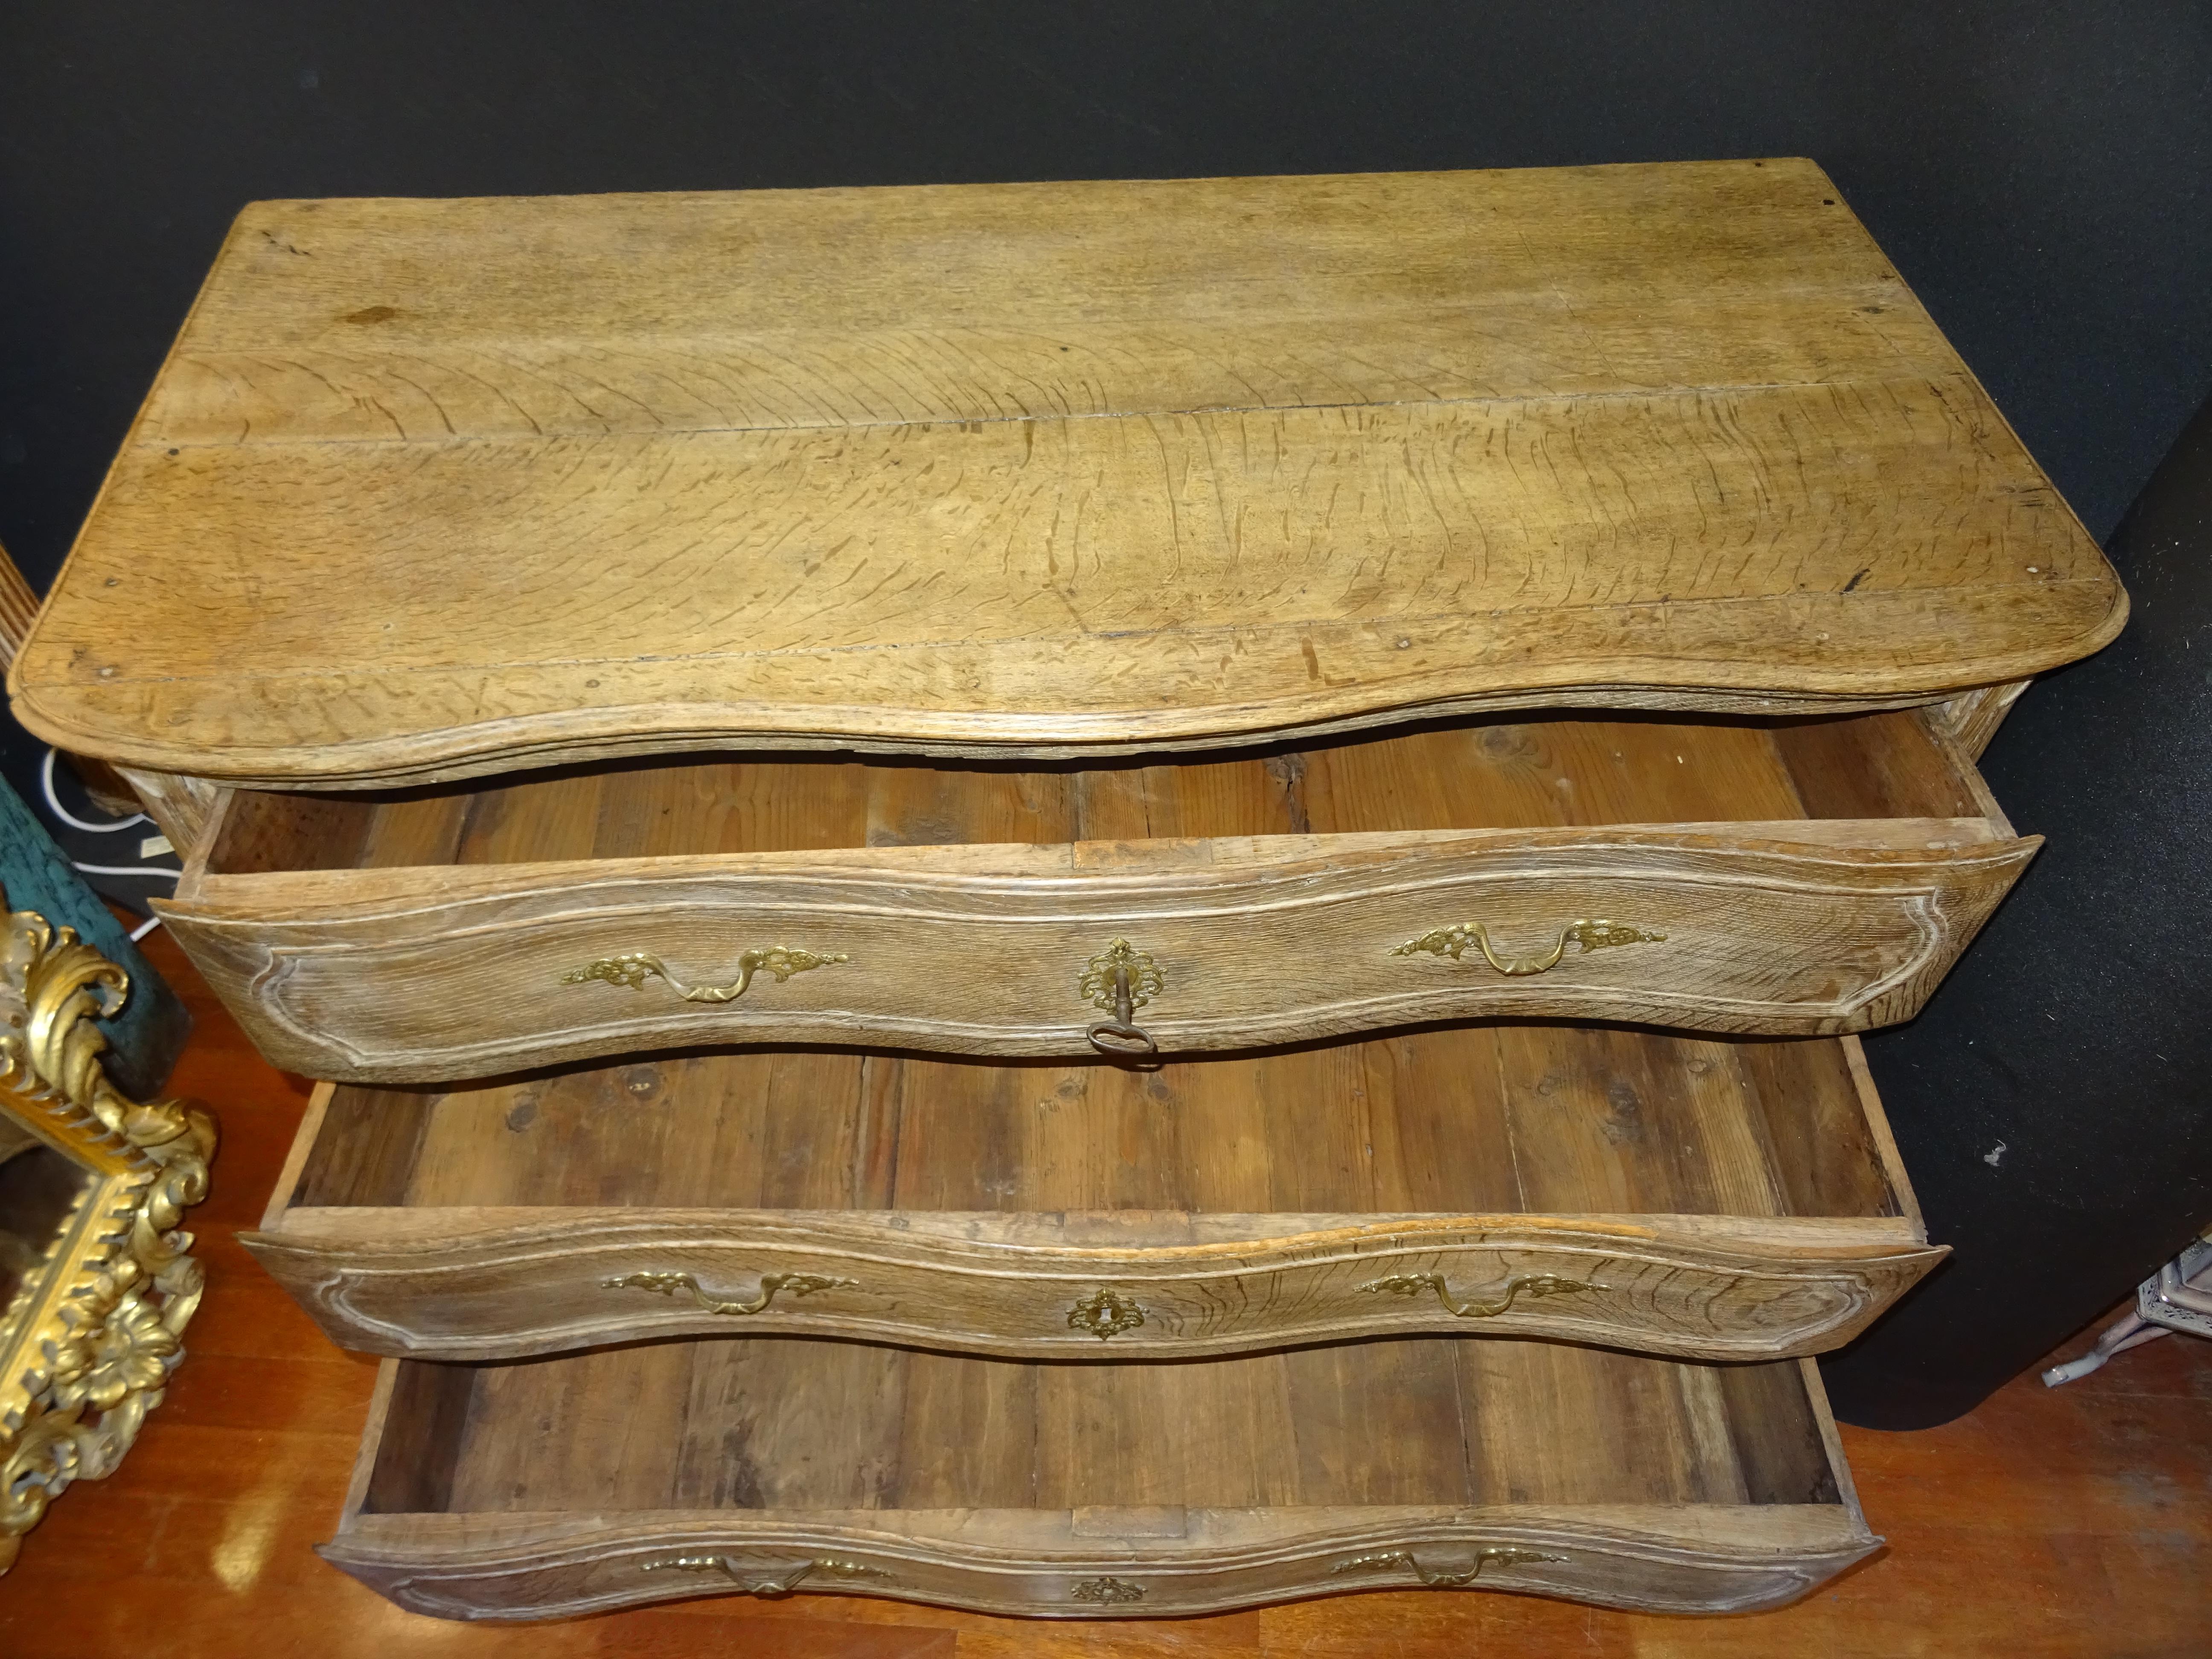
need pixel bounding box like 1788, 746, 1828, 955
1078, 938, 1164, 1058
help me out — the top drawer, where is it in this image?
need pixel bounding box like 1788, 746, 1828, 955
160, 707, 2030, 1084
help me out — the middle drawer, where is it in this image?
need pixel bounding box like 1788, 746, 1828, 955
165, 708, 2029, 1083
245, 1022, 1940, 1364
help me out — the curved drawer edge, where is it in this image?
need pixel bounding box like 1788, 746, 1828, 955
244, 1211, 1947, 1363
164, 827, 2037, 1082
318, 1506, 1881, 1621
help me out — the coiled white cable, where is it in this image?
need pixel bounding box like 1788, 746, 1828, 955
34, 748, 170, 944
41, 748, 148, 832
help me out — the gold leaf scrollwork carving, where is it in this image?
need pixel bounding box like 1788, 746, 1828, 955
0, 896, 215, 1573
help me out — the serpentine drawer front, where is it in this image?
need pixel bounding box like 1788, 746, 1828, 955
323, 1343, 1876, 1620
244, 1024, 1941, 1364
164, 708, 2029, 1083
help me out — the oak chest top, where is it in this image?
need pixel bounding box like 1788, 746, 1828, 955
11, 160, 2123, 786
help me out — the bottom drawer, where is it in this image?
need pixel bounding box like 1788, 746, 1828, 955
321, 1336, 1877, 1620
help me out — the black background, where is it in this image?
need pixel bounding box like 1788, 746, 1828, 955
3, 2, 2209, 1423
6, 2, 2210, 578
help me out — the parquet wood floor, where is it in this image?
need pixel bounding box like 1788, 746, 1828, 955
2, 926, 2204, 1658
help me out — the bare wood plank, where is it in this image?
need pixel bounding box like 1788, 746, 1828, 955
1735, 1037, 1903, 1222
14, 166, 2123, 783
291, 1086, 433, 1208
1494, 1027, 1788, 1219
359, 1360, 472, 1516
1769, 710, 1979, 821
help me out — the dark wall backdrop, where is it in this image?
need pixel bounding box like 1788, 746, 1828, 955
4, 2, 2209, 579
3, 2, 2209, 1423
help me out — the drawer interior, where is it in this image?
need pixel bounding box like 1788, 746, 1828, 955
276, 1025, 1916, 1234
204, 708, 1998, 876
355, 1337, 1849, 1519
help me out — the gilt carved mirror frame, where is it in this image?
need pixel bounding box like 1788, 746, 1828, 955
0, 892, 212, 1572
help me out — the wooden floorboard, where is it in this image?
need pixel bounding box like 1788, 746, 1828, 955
1, 923, 2204, 1658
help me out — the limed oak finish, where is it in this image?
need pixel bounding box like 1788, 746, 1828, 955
9, 162, 2122, 789
17, 923, 2206, 1659
161, 707, 2029, 1079
3, 161, 2130, 1627
322, 1340, 1873, 1620
243, 1024, 1938, 1363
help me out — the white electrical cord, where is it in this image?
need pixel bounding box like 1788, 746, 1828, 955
41, 748, 148, 832
33, 747, 170, 945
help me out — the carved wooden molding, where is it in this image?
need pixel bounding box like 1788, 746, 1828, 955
168, 826, 2038, 1083
1930, 679, 2034, 759
323, 1500, 1881, 1620
246, 1211, 1942, 1365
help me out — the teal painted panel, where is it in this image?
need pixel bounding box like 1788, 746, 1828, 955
0, 777, 189, 1099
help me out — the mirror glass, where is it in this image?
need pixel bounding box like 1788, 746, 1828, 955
0, 1126, 93, 1347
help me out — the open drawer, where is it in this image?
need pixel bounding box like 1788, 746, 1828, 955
322, 1337, 1877, 1620
245, 1022, 1941, 1363
165, 708, 2031, 1083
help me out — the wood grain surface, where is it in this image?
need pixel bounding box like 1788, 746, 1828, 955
3, 926, 2201, 1656
159, 710, 2033, 1078
317, 1343, 1872, 1619
241, 1013, 1939, 1362
9, 161, 2124, 783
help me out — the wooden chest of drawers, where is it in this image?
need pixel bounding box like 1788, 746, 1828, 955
8, 158, 2123, 1621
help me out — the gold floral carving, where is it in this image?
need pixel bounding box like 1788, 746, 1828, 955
0, 896, 215, 1573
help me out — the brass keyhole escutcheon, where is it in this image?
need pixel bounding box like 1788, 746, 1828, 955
1067, 1287, 1147, 1339
1078, 938, 1164, 1058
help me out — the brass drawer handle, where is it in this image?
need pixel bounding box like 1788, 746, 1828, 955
1356, 1270, 1601, 1318
1391, 918, 1663, 976
562, 944, 847, 1004
603, 1269, 856, 1316
1079, 938, 1164, 1057
640, 1554, 884, 1595
1070, 1575, 1147, 1604
1332, 1547, 1565, 1587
